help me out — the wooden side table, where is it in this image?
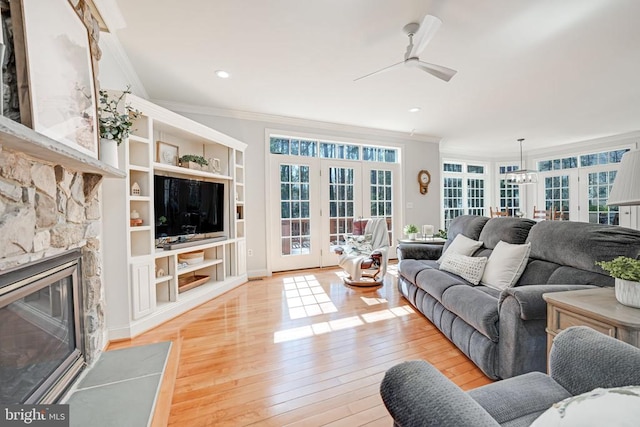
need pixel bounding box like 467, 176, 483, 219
543, 287, 640, 361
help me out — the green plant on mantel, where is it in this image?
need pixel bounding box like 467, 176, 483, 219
98, 86, 141, 145
179, 155, 209, 167
403, 224, 419, 235
596, 256, 640, 282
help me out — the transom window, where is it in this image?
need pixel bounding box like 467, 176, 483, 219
538, 149, 628, 172
270, 136, 398, 163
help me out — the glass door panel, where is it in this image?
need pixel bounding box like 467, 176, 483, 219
270, 157, 321, 271
321, 162, 362, 267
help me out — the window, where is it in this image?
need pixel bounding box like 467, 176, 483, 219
538, 156, 578, 172
370, 169, 393, 243
580, 149, 629, 167
443, 177, 463, 229
270, 136, 398, 163
467, 178, 485, 215
442, 161, 487, 229
280, 164, 311, 255
587, 171, 619, 225
544, 175, 570, 220
498, 165, 521, 216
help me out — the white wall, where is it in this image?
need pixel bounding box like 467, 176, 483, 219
98, 33, 637, 278
167, 110, 441, 277
97, 35, 441, 277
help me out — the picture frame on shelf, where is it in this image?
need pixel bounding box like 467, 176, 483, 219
157, 141, 179, 165
12, 0, 99, 158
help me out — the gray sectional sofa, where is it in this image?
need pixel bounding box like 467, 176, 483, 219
397, 215, 640, 379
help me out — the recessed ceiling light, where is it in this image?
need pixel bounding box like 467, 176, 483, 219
408, 107, 421, 113
215, 70, 230, 79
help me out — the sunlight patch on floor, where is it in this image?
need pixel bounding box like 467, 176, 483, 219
283, 275, 338, 319
360, 296, 388, 306
334, 270, 349, 278
273, 305, 415, 343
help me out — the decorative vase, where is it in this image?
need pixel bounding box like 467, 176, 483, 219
614, 278, 640, 308
100, 138, 119, 168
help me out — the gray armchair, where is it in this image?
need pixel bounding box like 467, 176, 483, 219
380, 326, 640, 427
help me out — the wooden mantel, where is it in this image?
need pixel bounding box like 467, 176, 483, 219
0, 115, 125, 178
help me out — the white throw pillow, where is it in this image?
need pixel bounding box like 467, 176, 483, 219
481, 241, 531, 290
530, 386, 640, 427
439, 253, 488, 285
438, 234, 483, 264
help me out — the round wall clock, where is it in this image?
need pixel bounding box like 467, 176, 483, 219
418, 170, 431, 195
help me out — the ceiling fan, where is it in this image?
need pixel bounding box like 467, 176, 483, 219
355, 14, 457, 82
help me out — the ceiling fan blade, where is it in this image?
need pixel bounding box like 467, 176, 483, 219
414, 60, 457, 82
354, 60, 405, 82
408, 15, 442, 57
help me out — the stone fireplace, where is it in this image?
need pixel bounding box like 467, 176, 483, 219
0, 0, 117, 403
0, 116, 124, 401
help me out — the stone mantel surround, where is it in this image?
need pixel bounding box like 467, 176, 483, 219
0, 116, 124, 365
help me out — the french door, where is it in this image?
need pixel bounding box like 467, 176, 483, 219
578, 165, 632, 227
269, 156, 398, 272
536, 165, 632, 228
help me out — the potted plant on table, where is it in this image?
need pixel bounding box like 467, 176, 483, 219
596, 256, 640, 308
403, 224, 419, 240
98, 86, 141, 168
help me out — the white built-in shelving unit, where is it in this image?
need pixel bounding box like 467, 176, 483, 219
103, 94, 247, 339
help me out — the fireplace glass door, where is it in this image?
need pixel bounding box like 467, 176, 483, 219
0, 255, 84, 404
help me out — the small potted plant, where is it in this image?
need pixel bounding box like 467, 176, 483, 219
596, 256, 640, 308
179, 154, 209, 171
403, 224, 419, 240
435, 229, 448, 239
98, 86, 141, 168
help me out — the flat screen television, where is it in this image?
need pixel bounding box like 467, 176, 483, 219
154, 175, 225, 239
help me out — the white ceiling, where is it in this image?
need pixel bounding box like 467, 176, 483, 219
105, 0, 640, 155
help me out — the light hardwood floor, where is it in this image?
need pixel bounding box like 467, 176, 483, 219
109, 265, 492, 426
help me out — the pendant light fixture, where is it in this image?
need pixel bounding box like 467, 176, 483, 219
505, 138, 538, 185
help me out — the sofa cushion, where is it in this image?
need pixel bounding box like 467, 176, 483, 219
440, 253, 488, 285
516, 259, 561, 286
415, 268, 470, 303
397, 259, 437, 284
482, 241, 531, 290
441, 285, 500, 341
547, 266, 612, 287
442, 215, 489, 254
527, 221, 640, 275
479, 217, 536, 249
439, 234, 484, 263
469, 371, 572, 426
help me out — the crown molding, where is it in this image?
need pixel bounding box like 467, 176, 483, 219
152, 99, 441, 145
526, 131, 640, 158
440, 130, 640, 161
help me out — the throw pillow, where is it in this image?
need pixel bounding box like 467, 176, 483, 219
439, 253, 488, 285
437, 234, 483, 264
530, 386, 640, 427
481, 241, 531, 290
